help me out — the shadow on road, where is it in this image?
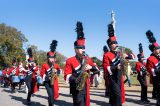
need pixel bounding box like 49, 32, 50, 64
90, 90, 106, 97
54, 100, 73, 106
125, 93, 141, 98
54, 93, 73, 106
59, 93, 72, 97
125, 97, 156, 106
33, 94, 48, 100
125, 93, 154, 100
2, 88, 26, 94
32, 92, 72, 100
90, 93, 106, 97
125, 90, 152, 93
2, 89, 13, 93
9, 95, 46, 106
91, 99, 110, 106
33, 93, 73, 106
17, 90, 26, 93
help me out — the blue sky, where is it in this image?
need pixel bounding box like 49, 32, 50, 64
0, 0, 160, 60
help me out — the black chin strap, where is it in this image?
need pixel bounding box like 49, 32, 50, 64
151, 53, 160, 61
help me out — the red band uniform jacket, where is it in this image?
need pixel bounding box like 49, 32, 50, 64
64, 56, 97, 106
103, 51, 126, 104
135, 62, 147, 84
146, 54, 160, 84
40, 63, 60, 100
25, 65, 39, 93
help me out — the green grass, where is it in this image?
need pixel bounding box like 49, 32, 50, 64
130, 75, 139, 85
57, 74, 65, 82
57, 74, 152, 87
127, 74, 151, 86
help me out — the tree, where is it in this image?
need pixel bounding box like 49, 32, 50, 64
0, 23, 67, 70
0, 23, 28, 69
91, 57, 102, 67
56, 52, 67, 69
28, 45, 67, 69
118, 46, 132, 54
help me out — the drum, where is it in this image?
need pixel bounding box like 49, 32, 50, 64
19, 75, 25, 80
12, 76, 20, 83
0, 71, 2, 77
37, 76, 43, 85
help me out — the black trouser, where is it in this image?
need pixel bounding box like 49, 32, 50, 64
152, 76, 158, 98
4, 77, 9, 87
72, 91, 86, 106
138, 75, 148, 101
157, 83, 160, 106
25, 76, 33, 102
105, 77, 109, 97
156, 75, 160, 106
108, 71, 122, 106
19, 79, 24, 90
44, 81, 54, 106
11, 82, 16, 91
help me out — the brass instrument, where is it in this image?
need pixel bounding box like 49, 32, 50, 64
50, 65, 57, 85
76, 52, 89, 91
116, 46, 129, 75
120, 55, 128, 75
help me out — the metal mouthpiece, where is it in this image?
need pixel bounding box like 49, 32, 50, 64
82, 51, 88, 56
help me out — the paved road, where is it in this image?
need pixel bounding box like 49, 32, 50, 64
0, 82, 156, 106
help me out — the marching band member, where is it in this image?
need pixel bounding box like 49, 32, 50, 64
103, 24, 135, 106
146, 30, 160, 105
64, 22, 99, 106
2, 64, 10, 88
7, 57, 19, 92
40, 40, 59, 106
135, 43, 150, 103
25, 48, 39, 105
102, 45, 109, 96
18, 61, 25, 90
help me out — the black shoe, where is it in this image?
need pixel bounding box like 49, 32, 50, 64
11, 89, 16, 93
26, 100, 31, 105
141, 100, 144, 102
145, 100, 150, 103
141, 100, 150, 103
156, 103, 160, 106
49, 103, 53, 106
152, 95, 156, 99
105, 92, 109, 97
